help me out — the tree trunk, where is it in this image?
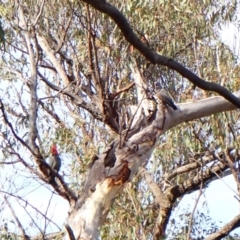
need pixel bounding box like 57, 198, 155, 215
67, 90, 240, 238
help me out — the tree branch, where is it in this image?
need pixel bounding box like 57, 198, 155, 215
37, 71, 104, 123
18, 3, 39, 152
32, 0, 45, 27
0, 100, 33, 154
153, 152, 231, 238
165, 154, 215, 181
167, 91, 240, 129
140, 168, 168, 208
81, 0, 240, 108
65, 224, 76, 240
0, 191, 61, 231
37, 34, 70, 86
3, 195, 30, 240
204, 214, 240, 240
187, 160, 204, 240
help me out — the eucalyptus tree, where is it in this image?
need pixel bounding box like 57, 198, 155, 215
0, 0, 240, 239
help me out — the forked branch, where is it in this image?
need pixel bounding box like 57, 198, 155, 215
81, 0, 240, 108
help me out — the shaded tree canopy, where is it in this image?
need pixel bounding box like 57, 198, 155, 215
0, 0, 240, 239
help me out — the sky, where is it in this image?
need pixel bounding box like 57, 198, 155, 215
221, 23, 240, 59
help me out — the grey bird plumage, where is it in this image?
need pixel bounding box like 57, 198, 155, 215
49, 154, 61, 172
155, 83, 178, 110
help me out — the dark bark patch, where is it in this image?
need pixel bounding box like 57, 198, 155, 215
104, 142, 117, 167
108, 161, 131, 186
39, 160, 49, 177
88, 155, 99, 168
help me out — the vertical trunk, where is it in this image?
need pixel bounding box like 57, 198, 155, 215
67, 100, 167, 239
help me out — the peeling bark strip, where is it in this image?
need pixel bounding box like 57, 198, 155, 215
108, 161, 131, 186
81, 0, 240, 109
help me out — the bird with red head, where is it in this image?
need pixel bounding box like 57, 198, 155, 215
51, 144, 59, 156
49, 144, 61, 181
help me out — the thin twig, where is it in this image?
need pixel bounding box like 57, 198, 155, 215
0, 160, 20, 164
3, 195, 30, 240
0, 190, 61, 231
187, 158, 204, 240
122, 97, 146, 144
0, 100, 33, 154
65, 224, 76, 240
43, 192, 54, 233
55, 11, 73, 53
32, 0, 45, 26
